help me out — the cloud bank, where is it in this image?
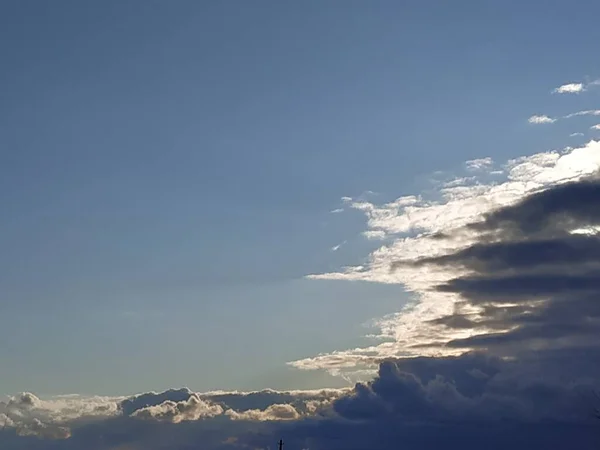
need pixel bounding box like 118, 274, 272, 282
2, 361, 598, 450
0, 387, 346, 442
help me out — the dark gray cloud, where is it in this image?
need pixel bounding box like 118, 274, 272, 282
399, 177, 600, 358
469, 177, 600, 239
411, 235, 600, 273
333, 354, 598, 423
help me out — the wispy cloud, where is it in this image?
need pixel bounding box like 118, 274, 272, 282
465, 157, 493, 171
563, 109, 600, 119
527, 109, 600, 127
331, 241, 347, 251
528, 114, 556, 124
591, 124, 600, 130
570, 132, 584, 137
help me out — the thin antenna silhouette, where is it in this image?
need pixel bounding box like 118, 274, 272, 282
278, 439, 284, 450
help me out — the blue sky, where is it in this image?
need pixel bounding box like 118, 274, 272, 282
2, 0, 600, 401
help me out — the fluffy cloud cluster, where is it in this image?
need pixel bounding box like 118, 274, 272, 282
226, 403, 300, 421
131, 393, 224, 423
0, 392, 122, 440
0, 386, 345, 447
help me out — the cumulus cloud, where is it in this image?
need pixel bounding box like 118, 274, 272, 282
2, 373, 598, 450
131, 394, 223, 423
120, 388, 193, 416
591, 124, 600, 130
0, 387, 351, 449
0, 392, 123, 440
552, 82, 585, 94
528, 114, 556, 124
552, 78, 600, 94
203, 388, 346, 416
119, 387, 346, 425
262, 354, 600, 450
334, 354, 599, 423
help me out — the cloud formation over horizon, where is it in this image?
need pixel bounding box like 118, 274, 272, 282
4, 76, 600, 450
3, 357, 598, 450
0, 387, 347, 441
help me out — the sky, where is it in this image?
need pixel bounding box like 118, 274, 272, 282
2, 1, 600, 449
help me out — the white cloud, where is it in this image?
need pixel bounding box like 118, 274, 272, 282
331, 241, 346, 251
526, 109, 600, 126
330, 208, 344, 214
362, 230, 386, 240
0, 392, 124, 439
465, 157, 493, 171
552, 78, 600, 94
528, 114, 556, 124
226, 404, 300, 421
570, 132, 584, 137
0, 387, 348, 440
563, 109, 600, 119
552, 82, 585, 94
132, 394, 223, 423
591, 124, 600, 130
0, 387, 352, 449
292, 139, 600, 377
